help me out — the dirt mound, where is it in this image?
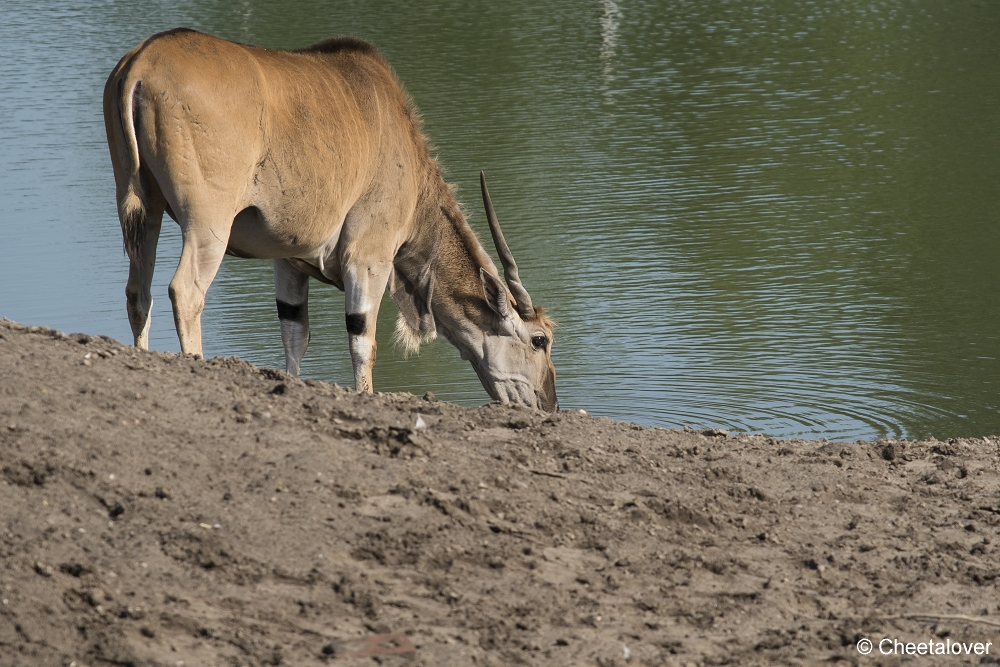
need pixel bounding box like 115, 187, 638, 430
1, 319, 999, 666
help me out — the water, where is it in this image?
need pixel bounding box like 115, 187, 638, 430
2, 0, 999, 441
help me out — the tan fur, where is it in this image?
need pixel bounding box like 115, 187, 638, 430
103, 29, 556, 410
530, 306, 556, 331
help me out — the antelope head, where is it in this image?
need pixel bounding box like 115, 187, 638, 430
475, 172, 558, 412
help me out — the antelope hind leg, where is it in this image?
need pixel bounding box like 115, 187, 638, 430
167, 211, 231, 358
274, 258, 310, 377
124, 201, 164, 350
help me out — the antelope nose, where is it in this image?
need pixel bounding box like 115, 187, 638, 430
538, 392, 558, 413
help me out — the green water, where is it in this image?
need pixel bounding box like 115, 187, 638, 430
1, 0, 999, 440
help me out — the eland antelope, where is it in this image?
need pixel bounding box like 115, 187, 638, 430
103, 29, 557, 411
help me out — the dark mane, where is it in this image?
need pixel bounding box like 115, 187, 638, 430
153, 27, 197, 39
295, 36, 381, 57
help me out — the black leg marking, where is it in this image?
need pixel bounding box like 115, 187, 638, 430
346, 313, 366, 336
276, 300, 303, 321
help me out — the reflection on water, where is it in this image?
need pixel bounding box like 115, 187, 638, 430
599, 0, 622, 86
1, 1, 999, 441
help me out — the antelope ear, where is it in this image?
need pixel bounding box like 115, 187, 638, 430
480, 269, 510, 318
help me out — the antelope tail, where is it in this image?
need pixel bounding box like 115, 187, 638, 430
110, 76, 147, 261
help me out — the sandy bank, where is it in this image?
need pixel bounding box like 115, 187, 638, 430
1, 318, 999, 666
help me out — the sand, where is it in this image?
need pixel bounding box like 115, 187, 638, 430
1, 318, 999, 666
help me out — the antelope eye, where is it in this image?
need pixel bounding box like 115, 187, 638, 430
531, 335, 547, 350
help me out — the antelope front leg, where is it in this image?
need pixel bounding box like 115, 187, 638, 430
274, 258, 310, 377
343, 261, 392, 393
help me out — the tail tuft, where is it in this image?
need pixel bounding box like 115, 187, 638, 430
119, 182, 146, 261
